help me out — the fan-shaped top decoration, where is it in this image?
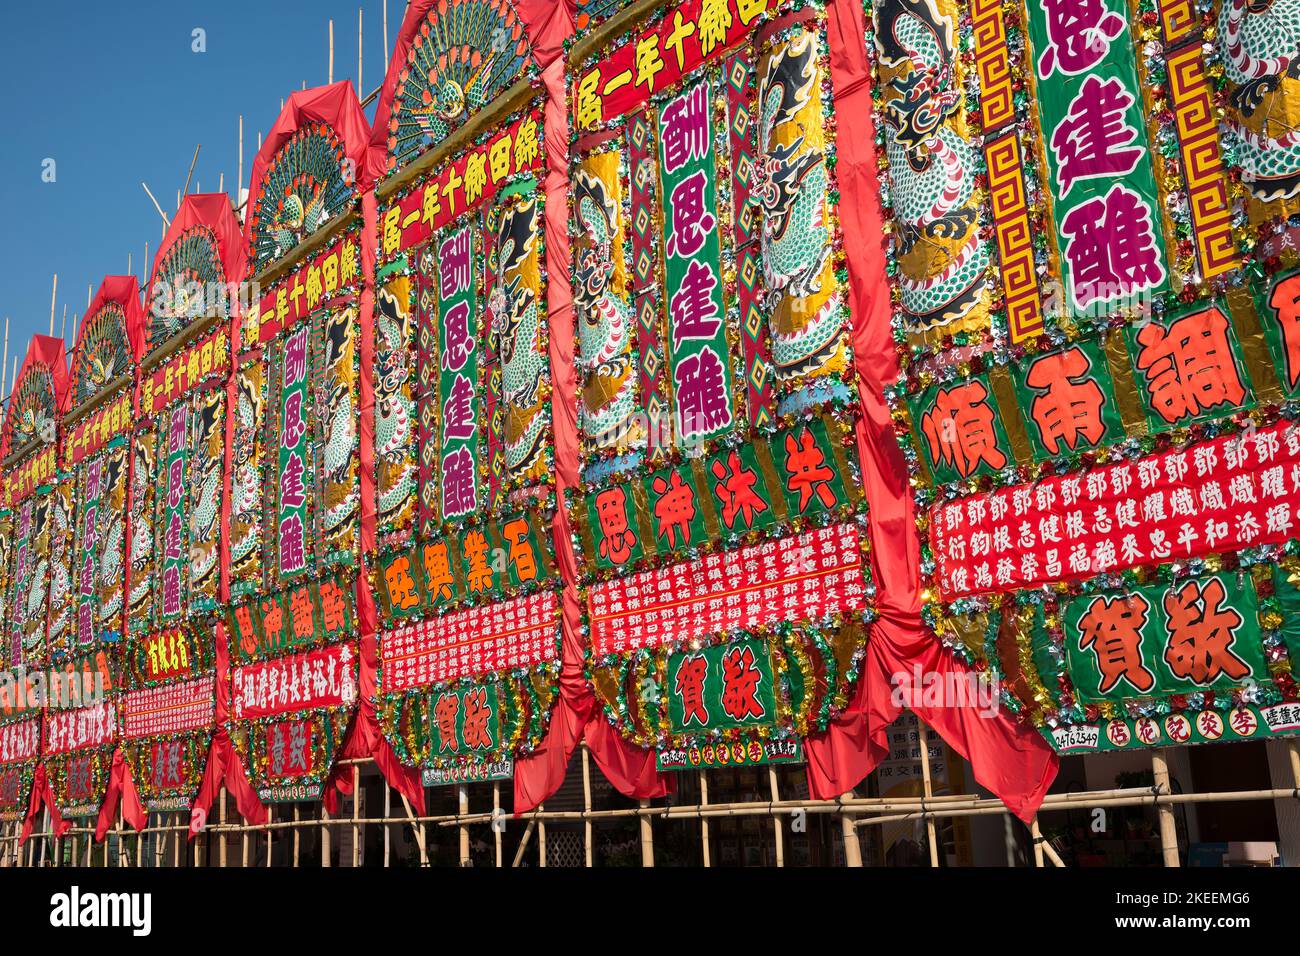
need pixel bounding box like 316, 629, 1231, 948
2, 366, 58, 458
250, 121, 356, 272
387, 0, 533, 170
71, 302, 132, 407
148, 224, 226, 351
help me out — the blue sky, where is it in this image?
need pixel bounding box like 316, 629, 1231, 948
0, 0, 400, 396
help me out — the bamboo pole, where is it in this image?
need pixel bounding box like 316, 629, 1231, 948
699, 771, 711, 867
60, 305, 67, 341
458, 784, 470, 865
219, 790, 227, 868
581, 743, 593, 867
48, 274, 57, 335
141, 182, 171, 229
918, 720, 940, 866
352, 764, 361, 868
493, 781, 503, 868
329, 19, 335, 84
1151, 748, 1180, 867
538, 802, 546, 868
383, 0, 388, 69
512, 818, 536, 867
292, 804, 300, 866
840, 791, 863, 867
321, 804, 331, 867
638, 799, 653, 867
358, 7, 363, 94
182, 144, 200, 203
1030, 816, 1045, 868
398, 790, 426, 865
384, 785, 392, 867
768, 766, 784, 867
238, 116, 244, 201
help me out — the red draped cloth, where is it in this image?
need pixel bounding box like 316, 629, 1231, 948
798, 0, 1059, 821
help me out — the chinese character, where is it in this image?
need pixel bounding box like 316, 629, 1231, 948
1035, 0, 1127, 78
661, 82, 710, 174
674, 346, 732, 438
1134, 309, 1246, 424
1077, 593, 1155, 694
651, 470, 697, 548
783, 430, 838, 513
920, 381, 1007, 477
1024, 348, 1108, 453
1061, 184, 1166, 310
710, 450, 769, 530
666, 169, 716, 259
720, 645, 766, 721
594, 486, 637, 565
1162, 579, 1251, 686
1050, 75, 1142, 198
674, 654, 710, 727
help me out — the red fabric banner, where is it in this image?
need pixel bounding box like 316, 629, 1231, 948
20, 764, 68, 844
0, 334, 70, 485
510, 53, 671, 812
94, 749, 146, 840
799, 0, 1058, 821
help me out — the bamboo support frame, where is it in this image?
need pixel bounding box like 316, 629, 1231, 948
917, 722, 939, 867
9, 748, 1300, 867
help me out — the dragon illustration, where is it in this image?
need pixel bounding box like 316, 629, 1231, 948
754, 31, 845, 379
375, 282, 416, 527
46, 490, 71, 651
876, 0, 988, 326
1219, 0, 1300, 201
322, 307, 358, 538
189, 391, 224, 602
127, 437, 155, 627
574, 167, 639, 450
488, 198, 548, 479
96, 450, 127, 632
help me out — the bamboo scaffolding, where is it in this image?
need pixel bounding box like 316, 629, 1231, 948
918, 722, 940, 866
13, 755, 1300, 868
181, 144, 200, 205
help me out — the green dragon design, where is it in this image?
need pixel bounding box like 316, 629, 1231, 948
189, 391, 223, 601
488, 197, 548, 478
128, 438, 155, 627
754, 30, 844, 379
876, 0, 988, 326
574, 167, 638, 450
1219, 0, 1300, 201
46, 492, 70, 649
97, 450, 126, 631
376, 283, 416, 526
322, 307, 358, 538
